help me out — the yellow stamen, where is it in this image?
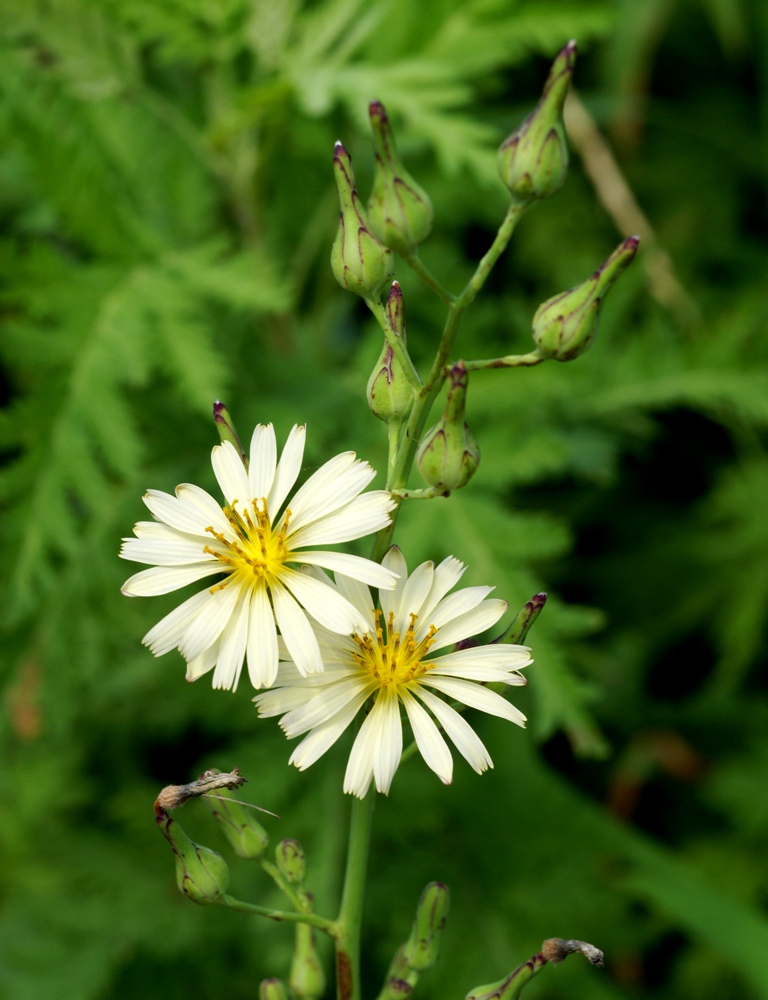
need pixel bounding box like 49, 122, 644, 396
203, 500, 292, 591
353, 609, 438, 690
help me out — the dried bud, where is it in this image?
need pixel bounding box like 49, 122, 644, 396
290, 920, 326, 1000
497, 41, 576, 203
331, 141, 394, 298
275, 838, 306, 885
156, 810, 229, 905
402, 882, 450, 972
367, 283, 418, 422
416, 362, 479, 492
205, 788, 269, 861
532, 236, 639, 361
367, 101, 433, 254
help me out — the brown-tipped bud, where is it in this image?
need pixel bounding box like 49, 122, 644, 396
402, 882, 450, 972
416, 362, 479, 492
497, 41, 576, 203
532, 236, 639, 361
331, 141, 394, 298
213, 401, 247, 464
367, 101, 433, 254
367, 283, 418, 422
156, 810, 229, 906
205, 788, 269, 861
275, 838, 306, 885
260, 979, 291, 1000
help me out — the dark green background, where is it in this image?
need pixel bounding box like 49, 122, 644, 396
2, 1, 768, 998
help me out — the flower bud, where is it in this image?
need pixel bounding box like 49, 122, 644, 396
532, 236, 639, 361
416, 362, 479, 492
260, 979, 291, 1000
289, 920, 326, 1000
331, 142, 394, 298
205, 788, 269, 861
367, 101, 433, 254
497, 41, 576, 203
367, 283, 418, 422
156, 810, 229, 905
402, 882, 450, 972
275, 838, 306, 885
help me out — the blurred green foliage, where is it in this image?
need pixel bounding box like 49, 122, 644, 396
2, 0, 768, 998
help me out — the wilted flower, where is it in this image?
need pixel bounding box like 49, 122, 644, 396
255, 547, 531, 797
121, 424, 397, 690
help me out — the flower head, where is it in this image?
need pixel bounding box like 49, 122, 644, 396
121, 424, 397, 691
255, 547, 531, 797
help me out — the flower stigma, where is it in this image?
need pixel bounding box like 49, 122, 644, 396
352, 609, 438, 689
204, 500, 292, 589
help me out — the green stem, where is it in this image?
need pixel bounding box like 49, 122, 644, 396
219, 894, 335, 934
462, 350, 544, 372
333, 793, 375, 1000
402, 251, 455, 305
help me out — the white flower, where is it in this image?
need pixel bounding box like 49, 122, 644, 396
120, 424, 397, 690
255, 546, 532, 797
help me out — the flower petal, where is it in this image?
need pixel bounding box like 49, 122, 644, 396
420, 675, 527, 726
211, 440, 250, 508
380, 546, 407, 623
286, 453, 371, 531
268, 424, 305, 515
289, 689, 370, 771
271, 580, 323, 675
120, 536, 214, 566
414, 687, 493, 773
430, 599, 508, 651
121, 563, 224, 596
143, 489, 217, 535
212, 586, 251, 691
401, 690, 453, 784
142, 588, 215, 656
246, 584, 279, 689
291, 551, 397, 590
287, 492, 394, 548
177, 581, 241, 661
248, 423, 277, 500
279, 566, 366, 634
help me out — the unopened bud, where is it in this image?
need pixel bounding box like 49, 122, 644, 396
367, 101, 433, 254
532, 236, 639, 361
156, 810, 229, 905
260, 979, 291, 1000
290, 920, 326, 1000
497, 41, 576, 203
416, 362, 479, 492
367, 283, 418, 422
205, 788, 269, 861
331, 142, 394, 298
402, 882, 450, 972
275, 838, 306, 885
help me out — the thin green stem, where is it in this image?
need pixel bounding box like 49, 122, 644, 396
333, 793, 375, 1000
219, 894, 335, 934
259, 857, 313, 913
462, 350, 544, 372
401, 251, 455, 305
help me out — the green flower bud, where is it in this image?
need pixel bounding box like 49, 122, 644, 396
213, 400, 247, 464
331, 141, 394, 298
402, 882, 450, 972
205, 788, 269, 861
289, 920, 326, 1000
367, 101, 433, 254
416, 362, 479, 492
275, 838, 306, 885
497, 41, 576, 203
260, 978, 291, 1000
367, 282, 418, 422
156, 810, 229, 905
532, 236, 639, 361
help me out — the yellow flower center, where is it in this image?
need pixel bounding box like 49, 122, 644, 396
352, 610, 437, 690
204, 499, 291, 588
